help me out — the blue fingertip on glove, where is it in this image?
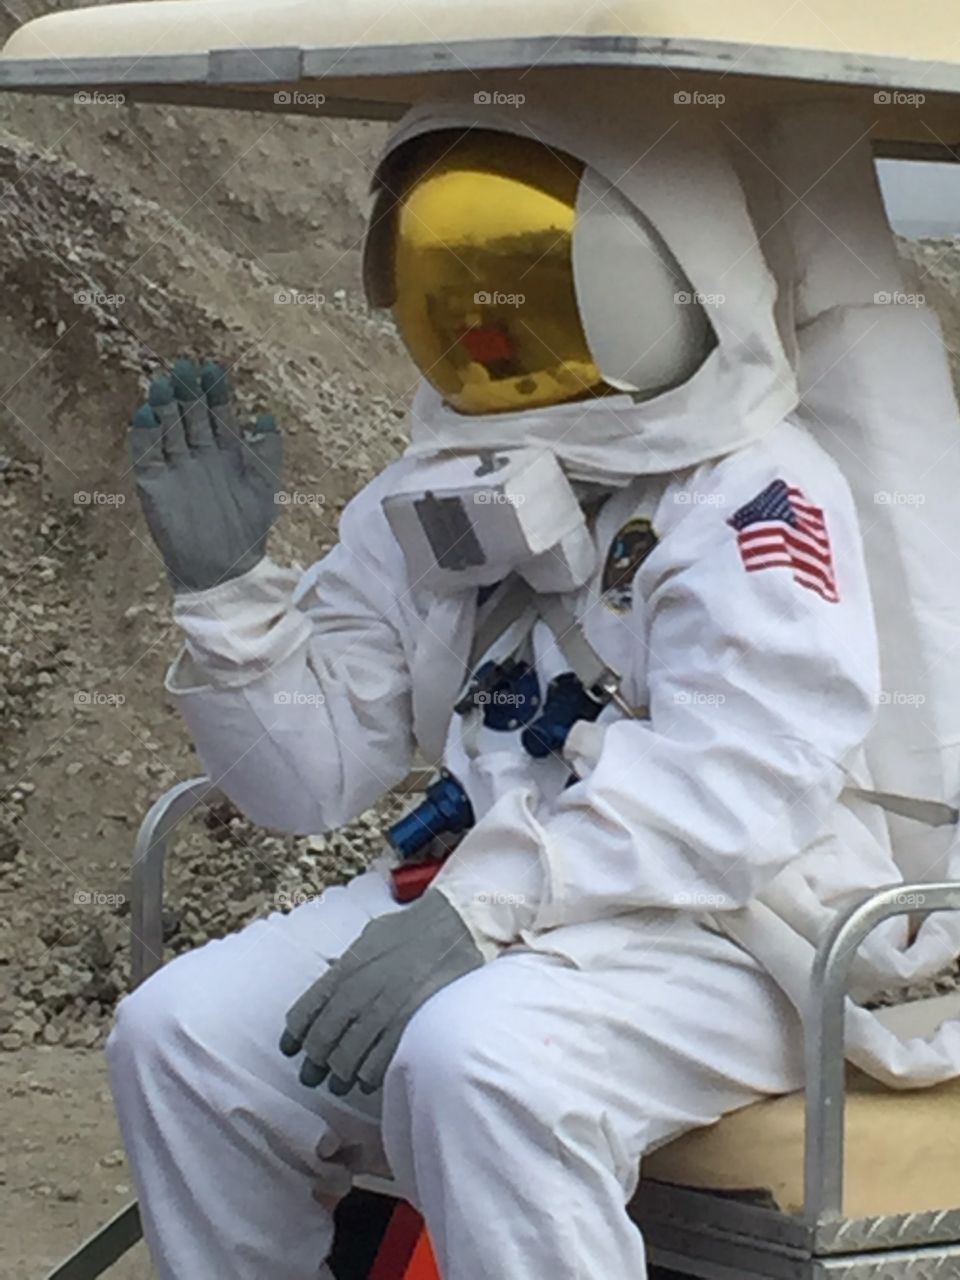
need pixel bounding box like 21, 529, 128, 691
200, 359, 230, 405
172, 357, 202, 401
148, 374, 175, 407
132, 404, 159, 429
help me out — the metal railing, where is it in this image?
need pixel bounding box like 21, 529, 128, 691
130, 776, 223, 986
804, 882, 960, 1223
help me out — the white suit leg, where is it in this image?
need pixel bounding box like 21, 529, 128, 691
110, 879, 802, 1280
382, 919, 804, 1280
107, 871, 402, 1280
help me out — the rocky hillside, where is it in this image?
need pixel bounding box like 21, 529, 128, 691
0, 51, 422, 1050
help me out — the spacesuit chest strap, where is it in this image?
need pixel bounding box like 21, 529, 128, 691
467, 576, 538, 672
464, 577, 644, 722
844, 786, 959, 829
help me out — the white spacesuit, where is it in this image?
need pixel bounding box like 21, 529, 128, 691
109, 88, 960, 1280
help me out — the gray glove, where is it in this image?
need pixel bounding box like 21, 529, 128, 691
280, 889, 484, 1095
130, 356, 282, 592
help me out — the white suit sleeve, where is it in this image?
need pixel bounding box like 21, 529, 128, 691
165, 480, 416, 834
435, 445, 881, 949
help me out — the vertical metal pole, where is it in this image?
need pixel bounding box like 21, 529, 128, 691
130, 777, 220, 985
42, 779, 222, 1279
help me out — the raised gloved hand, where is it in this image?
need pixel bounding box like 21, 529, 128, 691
280, 890, 484, 1095
130, 356, 282, 593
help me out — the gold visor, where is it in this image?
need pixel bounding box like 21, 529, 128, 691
387, 131, 612, 416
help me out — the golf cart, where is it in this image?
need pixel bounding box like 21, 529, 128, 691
4, 2, 960, 1276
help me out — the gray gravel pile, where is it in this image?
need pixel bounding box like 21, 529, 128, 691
0, 102, 419, 1063
0, 437, 419, 1051
0, 790, 417, 1052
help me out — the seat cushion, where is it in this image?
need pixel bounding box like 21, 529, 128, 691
645, 1069, 960, 1218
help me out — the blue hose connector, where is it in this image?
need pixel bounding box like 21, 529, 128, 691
386, 771, 476, 861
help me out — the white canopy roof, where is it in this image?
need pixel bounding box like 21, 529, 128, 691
1, 0, 960, 158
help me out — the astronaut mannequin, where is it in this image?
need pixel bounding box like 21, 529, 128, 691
110, 89, 960, 1280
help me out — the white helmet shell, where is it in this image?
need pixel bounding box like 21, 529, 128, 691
573, 166, 715, 399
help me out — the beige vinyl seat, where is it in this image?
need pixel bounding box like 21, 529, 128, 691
646, 1065, 960, 1220
631, 991, 960, 1278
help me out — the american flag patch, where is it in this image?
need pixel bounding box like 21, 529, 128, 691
727, 479, 839, 603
